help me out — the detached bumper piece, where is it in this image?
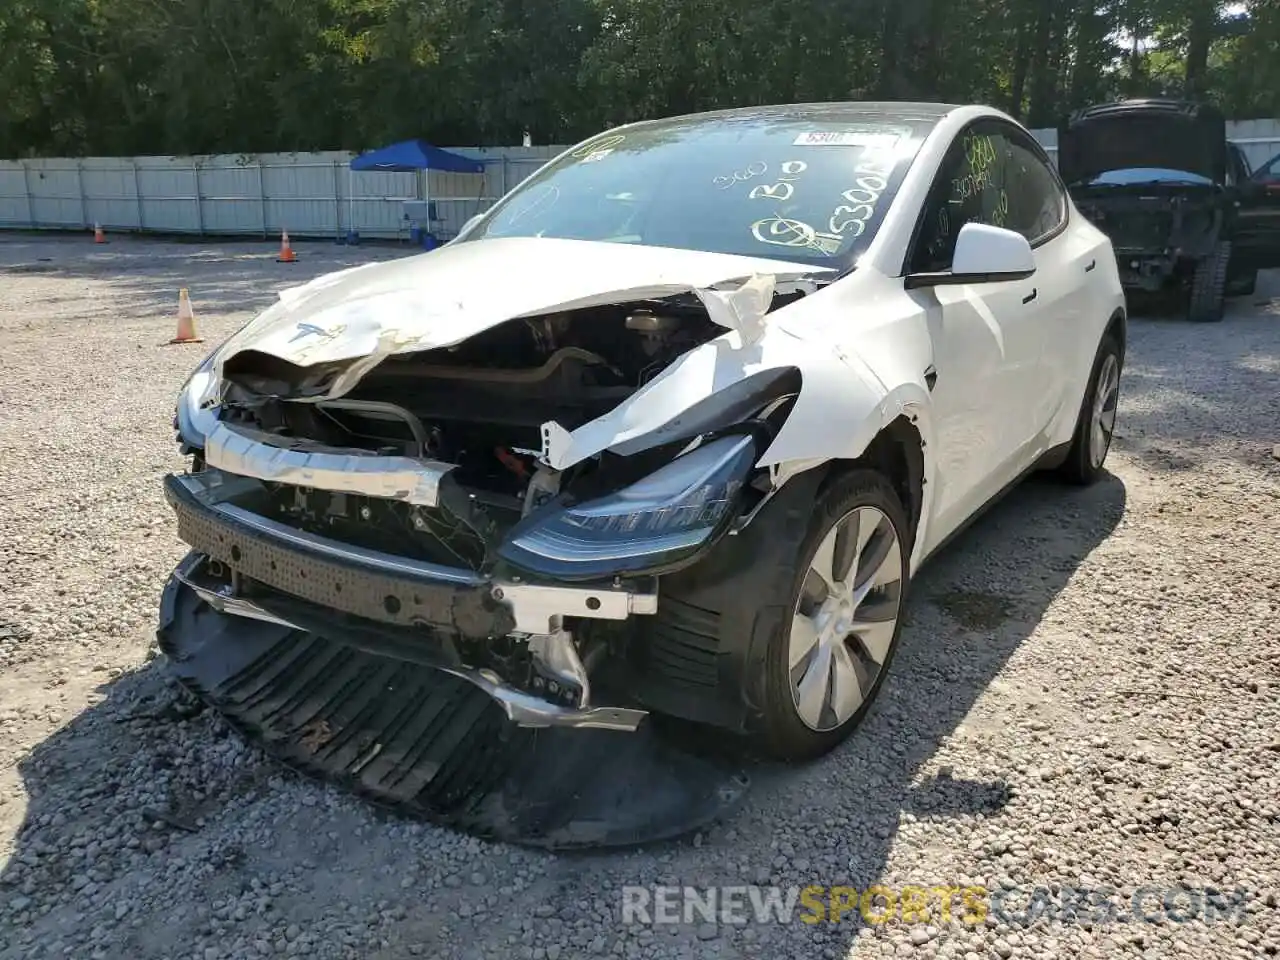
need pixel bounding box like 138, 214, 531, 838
159, 574, 749, 849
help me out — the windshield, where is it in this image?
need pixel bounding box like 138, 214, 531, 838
462, 114, 931, 267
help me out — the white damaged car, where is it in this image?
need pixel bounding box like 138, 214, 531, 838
164, 102, 1125, 762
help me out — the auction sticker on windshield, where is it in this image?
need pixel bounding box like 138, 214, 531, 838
794, 131, 900, 147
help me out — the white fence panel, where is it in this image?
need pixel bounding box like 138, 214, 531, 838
23, 160, 83, 227
264, 159, 345, 237
1229, 118, 1280, 169
345, 165, 420, 238
135, 156, 199, 232
0, 165, 29, 225
197, 158, 265, 234
81, 160, 141, 230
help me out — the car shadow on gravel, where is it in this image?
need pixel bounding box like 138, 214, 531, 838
0, 475, 1126, 959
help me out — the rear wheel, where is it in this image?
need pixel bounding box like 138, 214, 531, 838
756, 470, 910, 761
1060, 333, 1122, 485
1187, 241, 1230, 322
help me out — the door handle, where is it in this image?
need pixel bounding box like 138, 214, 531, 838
1022, 288, 1038, 304
1084, 259, 1097, 272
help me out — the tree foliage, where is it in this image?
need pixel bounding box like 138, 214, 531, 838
0, 0, 1275, 157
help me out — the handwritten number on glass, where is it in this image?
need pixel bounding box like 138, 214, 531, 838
991, 190, 1010, 227
749, 182, 794, 201
714, 161, 768, 190
963, 134, 998, 173
751, 216, 842, 255
827, 149, 892, 236
742, 160, 807, 199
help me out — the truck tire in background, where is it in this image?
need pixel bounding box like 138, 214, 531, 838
1188, 240, 1230, 322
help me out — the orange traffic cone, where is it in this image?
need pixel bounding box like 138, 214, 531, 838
93, 223, 106, 244
168, 288, 204, 345
276, 229, 298, 263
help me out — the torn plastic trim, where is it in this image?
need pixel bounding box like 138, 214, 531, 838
203, 420, 457, 508
538, 365, 798, 469
606, 368, 801, 459
694, 273, 779, 345
535, 280, 898, 478
168, 554, 648, 732
158, 572, 751, 851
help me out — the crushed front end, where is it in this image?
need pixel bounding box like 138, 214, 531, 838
154, 282, 804, 843
160, 291, 788, 731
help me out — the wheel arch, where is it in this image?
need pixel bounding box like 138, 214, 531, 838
819, 414, 927, 557
1104, 306, 1127, 362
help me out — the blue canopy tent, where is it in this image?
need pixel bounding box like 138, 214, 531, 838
349, 139, 485, 174
347, 140, 486, 247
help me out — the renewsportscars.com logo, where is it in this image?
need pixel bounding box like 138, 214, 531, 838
620, 884, 1254, 928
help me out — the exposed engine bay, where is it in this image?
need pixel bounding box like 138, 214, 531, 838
209, 295, 792, 572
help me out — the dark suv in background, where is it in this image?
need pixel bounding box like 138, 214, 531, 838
1060, 99, 1280, 321
1235, 146, 1280, 295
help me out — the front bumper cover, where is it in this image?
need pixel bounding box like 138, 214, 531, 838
162, 468, 659, 731
157, 572, 749, 849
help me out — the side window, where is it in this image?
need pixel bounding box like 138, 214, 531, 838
1000, 129, 1067, 242
910, 139, 981, 273
909, 123, 1065, 273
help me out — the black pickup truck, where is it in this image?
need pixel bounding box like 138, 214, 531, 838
1060, 99, 1280, 322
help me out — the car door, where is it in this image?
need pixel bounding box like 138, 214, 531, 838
1237, 153, 1280, 271
905, 121, 1050, 536
980, 121, 1088, 444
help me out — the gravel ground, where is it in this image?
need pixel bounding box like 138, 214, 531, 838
1, 234, 1278, 960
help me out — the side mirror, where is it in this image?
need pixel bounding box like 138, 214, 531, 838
905, 222, 1036, 289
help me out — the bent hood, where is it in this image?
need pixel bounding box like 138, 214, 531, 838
215, 237, 832, 397
1058, 102, 1226, 186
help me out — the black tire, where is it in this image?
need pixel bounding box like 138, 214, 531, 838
754, 469, 912, 762
1059, 332, 1123, 485
1187, 240, 1230, 322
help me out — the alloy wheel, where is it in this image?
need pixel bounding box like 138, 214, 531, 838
1090, 353, 1120, 469
787, 505, 904, 733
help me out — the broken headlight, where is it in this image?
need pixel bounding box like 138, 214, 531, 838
174, 348, 221, 451
499, 434, 756, 580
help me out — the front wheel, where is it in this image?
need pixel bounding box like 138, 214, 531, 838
755, 470, 911, 762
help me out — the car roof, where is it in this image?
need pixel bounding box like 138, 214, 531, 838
609, 102, 962, 135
